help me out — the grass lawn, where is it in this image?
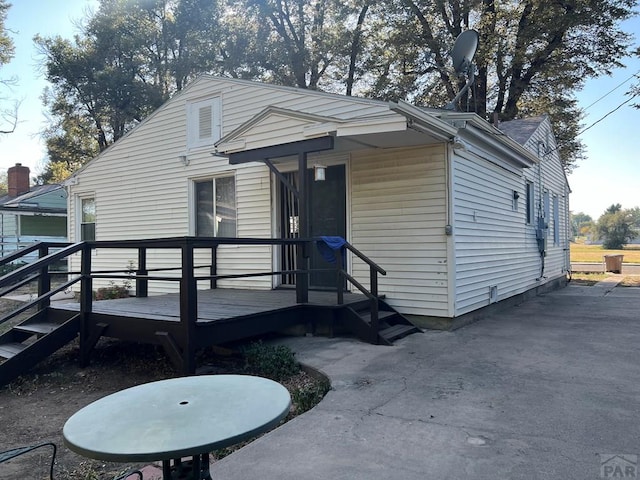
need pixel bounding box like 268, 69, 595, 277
570, 243, 640, 263
570, 272, 640, 287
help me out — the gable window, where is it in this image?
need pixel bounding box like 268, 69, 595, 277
80, 197, 96, 241
525, 181, 534, 224
187, 97, 221, 150
195, 176, 236, 237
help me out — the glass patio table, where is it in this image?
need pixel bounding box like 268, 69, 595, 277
63, 375, 291, 480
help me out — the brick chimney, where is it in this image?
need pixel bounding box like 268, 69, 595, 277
7, 163, 30, 198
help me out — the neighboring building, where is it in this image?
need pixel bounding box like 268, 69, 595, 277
0, 163, 67, 259
65, 76, 570, 326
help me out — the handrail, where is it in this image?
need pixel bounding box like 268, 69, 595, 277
316, 238, 387, 342
0, 277, 79, 327
0, 242, 84, 290
344, 243, 386, 276
0, 241, 71, 266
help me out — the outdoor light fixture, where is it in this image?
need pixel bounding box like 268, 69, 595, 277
314, 164, 326, 181
179, 155, 189, 166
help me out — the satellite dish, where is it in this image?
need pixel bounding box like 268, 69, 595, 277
446, 30, 479, 110
451, 30, 479, 75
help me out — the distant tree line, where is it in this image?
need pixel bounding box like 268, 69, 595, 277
572, 204, 640, 249
33, 0, 636, 183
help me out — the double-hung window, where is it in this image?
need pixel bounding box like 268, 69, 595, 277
553, 195, 560, 245
80, 197, 96, 241
525, 181, 534, 224
195, 176, 237, 237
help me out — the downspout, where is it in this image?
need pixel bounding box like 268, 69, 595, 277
445, 141, 457, 318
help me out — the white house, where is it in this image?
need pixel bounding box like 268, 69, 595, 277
66, 76, 570, 328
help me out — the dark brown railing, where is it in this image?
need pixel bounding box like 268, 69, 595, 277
0, 237, 386, 371
333, 241, 387, 333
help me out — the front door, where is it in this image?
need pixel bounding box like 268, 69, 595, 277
279, 164, 346, 289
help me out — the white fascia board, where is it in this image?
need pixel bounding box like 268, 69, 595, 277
441, 113, 538, 167
335, 116, 407, 136
389, 100, 458, 141
216, 138, 247, 154
458, 123, 537, 169
303, 122, 339, 138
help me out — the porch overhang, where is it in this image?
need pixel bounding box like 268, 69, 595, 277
214, 105, 455, 158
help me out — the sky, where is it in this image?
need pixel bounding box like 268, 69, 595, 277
0, 0, 638, 221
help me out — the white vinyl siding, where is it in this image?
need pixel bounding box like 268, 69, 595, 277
453, 151, 536, 315
67, 86, 274, 293
350, 145, 449, 317
453, 117, 570, 316
521, 128, 570, 279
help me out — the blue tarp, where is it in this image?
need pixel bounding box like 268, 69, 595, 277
316, 236, 347, 264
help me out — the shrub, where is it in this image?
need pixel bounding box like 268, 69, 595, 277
291, 379, 330, 414
243, 341, 299, 381
94, 282, 129, 300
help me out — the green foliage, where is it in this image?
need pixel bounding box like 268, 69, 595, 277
0, 1, 12, 66
571, 211, 594, 238
93, 261, 134, 300
291, 378, 330, 414
597, 204, 638, 249
243, 341, 300, 381
35, 0, 636, 174
94, 282, 130, 300
0, 0, 17, 136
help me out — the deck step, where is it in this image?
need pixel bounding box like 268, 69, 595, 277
14, 322, 59, 335
0, 342, 28, 360
357, 310, 396, 324
379, 324, 421, 343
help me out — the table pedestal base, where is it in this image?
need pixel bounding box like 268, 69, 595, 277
162, 453, 211, 480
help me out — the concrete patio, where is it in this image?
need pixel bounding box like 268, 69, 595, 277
210, 282, 640, 479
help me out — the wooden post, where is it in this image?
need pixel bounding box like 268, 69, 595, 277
210, 245, 218, 289
180, 240, 197, 374
136, 247, 148, 298
79, 243, 93, 367
336, 247, 344, 305
296, 152, 309, 304
370, 266, 379, 342
37, 243, 51, 308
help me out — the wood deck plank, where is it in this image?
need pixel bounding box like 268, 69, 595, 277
53, 288, 366, 324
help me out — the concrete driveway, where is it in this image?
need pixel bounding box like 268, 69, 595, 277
211, 284, 640, 480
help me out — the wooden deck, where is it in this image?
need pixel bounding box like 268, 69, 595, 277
47, 288, 371, 374
53, 288, 367, 324
0, 238, 407, 383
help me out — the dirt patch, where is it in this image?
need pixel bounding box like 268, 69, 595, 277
0, 332, 327, 479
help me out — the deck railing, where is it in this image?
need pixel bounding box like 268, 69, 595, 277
0, 237, 386, 371
332, 241, 387, 333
